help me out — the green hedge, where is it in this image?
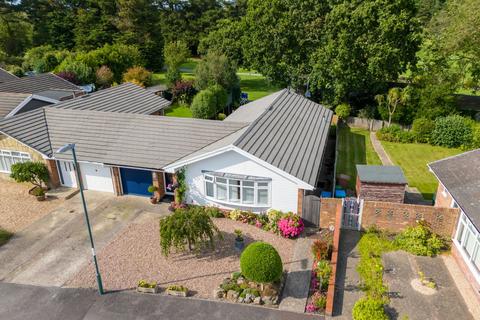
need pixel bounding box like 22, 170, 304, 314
240, 242, 283, 283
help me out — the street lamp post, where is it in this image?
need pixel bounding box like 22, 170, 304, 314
57, 143, 104, 295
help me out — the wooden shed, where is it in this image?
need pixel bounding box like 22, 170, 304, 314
356, 165, 407, 203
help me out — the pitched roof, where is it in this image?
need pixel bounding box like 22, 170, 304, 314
225, 90, 284, 123
233, 89, 334, 186
429, 149, 480, 230
50, 83, 171, 114
0, 108, 248, 170
0, 68, 18, 83
0, 73, 83, 94
0, 93, 30, 118
356, 165, 407, 184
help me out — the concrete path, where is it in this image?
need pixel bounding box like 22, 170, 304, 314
0, 282, 322, 320
369, 132, 393, 165
0, 192, 169, 287
332, 230, 362, 319
279, 237, 314, 313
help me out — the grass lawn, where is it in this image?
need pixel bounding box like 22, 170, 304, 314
381, 142, 462, 200
336, 125, 382, 189
164, 103, 193, 118
0, 228, 13, 247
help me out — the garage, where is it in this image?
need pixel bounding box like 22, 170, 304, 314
120, 168, 153, 196
58, 161, 114, 193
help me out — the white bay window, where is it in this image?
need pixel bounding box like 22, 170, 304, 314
0, 150, 31, 173
455, 212, 480, 274
204, 172, 271, 207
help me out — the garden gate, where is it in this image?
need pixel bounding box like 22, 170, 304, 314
341, 198, 363, 230
302, 194, 321, 227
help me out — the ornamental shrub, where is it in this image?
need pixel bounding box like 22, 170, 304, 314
411, 118, 435, 143
191, 85, 227, 119
56, 71, 78, 85
56, 57, 94, 84
352, 297, 388, 320
311, 239, 332, 261
278, 213, 304, 238
171, 80, 196, 106
10, 161, 49, 190
315, 260, 332, 290
394, 221, 444, 256
95, 65, 114, 89
159, 206, 222, 256
335, 103, 351, 120
267, 209, 283, 234
376, 125, 415, 143
122, 66, 152, 87
240, 242, 283, 283
430, 115, 473, 148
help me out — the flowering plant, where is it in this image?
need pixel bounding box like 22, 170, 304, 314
278, 213, 304, 238
306, 303, 317, 313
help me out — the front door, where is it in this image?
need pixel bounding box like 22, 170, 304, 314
58, 160, 77, 188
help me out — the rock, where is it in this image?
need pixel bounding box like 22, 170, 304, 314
263, 296, 273, 305
237, 297, 244, 303
253, 296, 262, 305
244, 294, 254, 303
272, 295, 279, 305
249, 282, 259, 289
226, 290, 239, 301
213, 288, 225, 299
236, 277, 246, 285
222, 278, 231, 285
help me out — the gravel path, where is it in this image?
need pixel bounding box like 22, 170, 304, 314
0, 179, 64, 233
67, 218, 296, 298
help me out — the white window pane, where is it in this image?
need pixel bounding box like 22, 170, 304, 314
464, 230, 476, 257
216, 177, 227, 184
205, 175, 213, 182
258, 182, 268, 187
229, 179, 240, 186
0, 155, 6, 172
243, 181, 254, 187
257, 189, 268, 205
456, 221, 465, 242
242, 187, 254, 204
206, 181, 214, 197
473, 246, 480, 271
217, 184, 227, 200
229, 186, 240, 202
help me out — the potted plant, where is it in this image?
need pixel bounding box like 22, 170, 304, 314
137, 280, 159, 294
166, 285, 188, 297
33, 187, 46, 201
148, 185, 158, 204
234, 229, 245, 252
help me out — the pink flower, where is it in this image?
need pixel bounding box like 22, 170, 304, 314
306, 303, 317, 313
255, 220, 263, 228
278, 214, 304, 238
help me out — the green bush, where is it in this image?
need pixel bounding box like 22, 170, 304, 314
376, 125, 415, 143
159, 206, 222, 256
95, 65, 114, 89
430, 115, 473, 148
315, 260, 332, 290
412, 118, 435, 143
352, 297, 388, 320
191, 85, 227, 119
204, 206, 225, 218
194, 51, 239, 92
471, 124, 480, 149
394, 222, 444, 256
335, 103, 351, 120
240, 242, 283, 283
122, 66, 152, 87
10, 161, 49, 190
56, 57, 94, 84
217, 113, 226, 120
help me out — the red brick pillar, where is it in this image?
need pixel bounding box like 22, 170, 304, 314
45, 159, 60, 188
297, 189, 304, 215
111, 167, 123, 196
152, 171, 165, 201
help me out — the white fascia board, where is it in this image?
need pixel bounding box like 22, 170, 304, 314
31, 94, 60, 104
5, 95, 33, 118
163, 145, 314, 190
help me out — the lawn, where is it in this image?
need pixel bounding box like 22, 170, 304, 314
336, 125, 382, 189
164, 103, 193, 118
381, 142, 462, 200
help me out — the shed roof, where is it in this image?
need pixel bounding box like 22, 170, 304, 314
0, 93, 30, 118
0, 108, 248, 170
50, 83, 171, 114
233, 89, 334, 186
0, 73, 83, 94
356, 165, 407, 184
429, 149, 480, 230
0, 68, 18, 83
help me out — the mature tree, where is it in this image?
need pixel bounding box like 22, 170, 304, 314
164, 41, 190, 85
242, 0, 328, 88
194, 51, 239, 93
311, 0, 420, 105
116, 0, 163, 70
0, 6, 32, 56
376, 87, 411, 126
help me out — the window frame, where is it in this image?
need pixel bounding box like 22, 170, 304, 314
0, 150, 31, 173
203, 173, 271, 207
454, 211, 480, 276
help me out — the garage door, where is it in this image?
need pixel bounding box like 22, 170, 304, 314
80, 163, 114, 193
120, 168, 153, 196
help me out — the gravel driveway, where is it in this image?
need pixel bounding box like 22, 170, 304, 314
0, 179, 64, 233
67, 218, 296, 298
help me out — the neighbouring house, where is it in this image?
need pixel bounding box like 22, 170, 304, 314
0, 89, 334, 215
0, 92, 61, 119
429, 149, 480, 300
0, 67, 18, 84
356, 165, 407, 203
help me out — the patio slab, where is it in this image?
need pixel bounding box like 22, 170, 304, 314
383, 251, 474, 320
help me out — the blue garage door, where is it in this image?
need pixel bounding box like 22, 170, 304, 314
120, 168, 153, 196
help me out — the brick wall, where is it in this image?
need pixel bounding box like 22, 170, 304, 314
111, 167, 123, 196
297, 189, 304, 216
451, 244, 480, 302
434, 183, 454, 208
325, 201, 342, 316
320, 198, 342, 229
45, 160, 60, 188
361, 201, 459, 238
356, 176, 406, 203
152, 171, 165, 200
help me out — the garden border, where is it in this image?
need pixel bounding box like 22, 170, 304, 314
325, 201, 342, 315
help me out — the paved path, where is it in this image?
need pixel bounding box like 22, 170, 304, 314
279, 237, 314, 313
332, 230, 362, 319
369, 132, 393, 165
0, 283, 322, 320
0, 192, 169, 287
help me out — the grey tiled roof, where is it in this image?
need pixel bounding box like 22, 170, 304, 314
0, 68, 18, 83
0, 93, 30, 118
50, 83, 171, 114
225, 90, 284, 123
233, 89, 334, 186
356, 165, 407, 184
429, 149, 480, 230
0, 108, 248, 170
0, 73, 83, 94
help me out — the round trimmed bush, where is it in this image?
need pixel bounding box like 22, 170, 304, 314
352, 297, 388, 320
240, 242, 283, 283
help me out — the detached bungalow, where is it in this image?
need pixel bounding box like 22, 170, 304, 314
0, 89, 333, 215
429, 149, 480, 299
